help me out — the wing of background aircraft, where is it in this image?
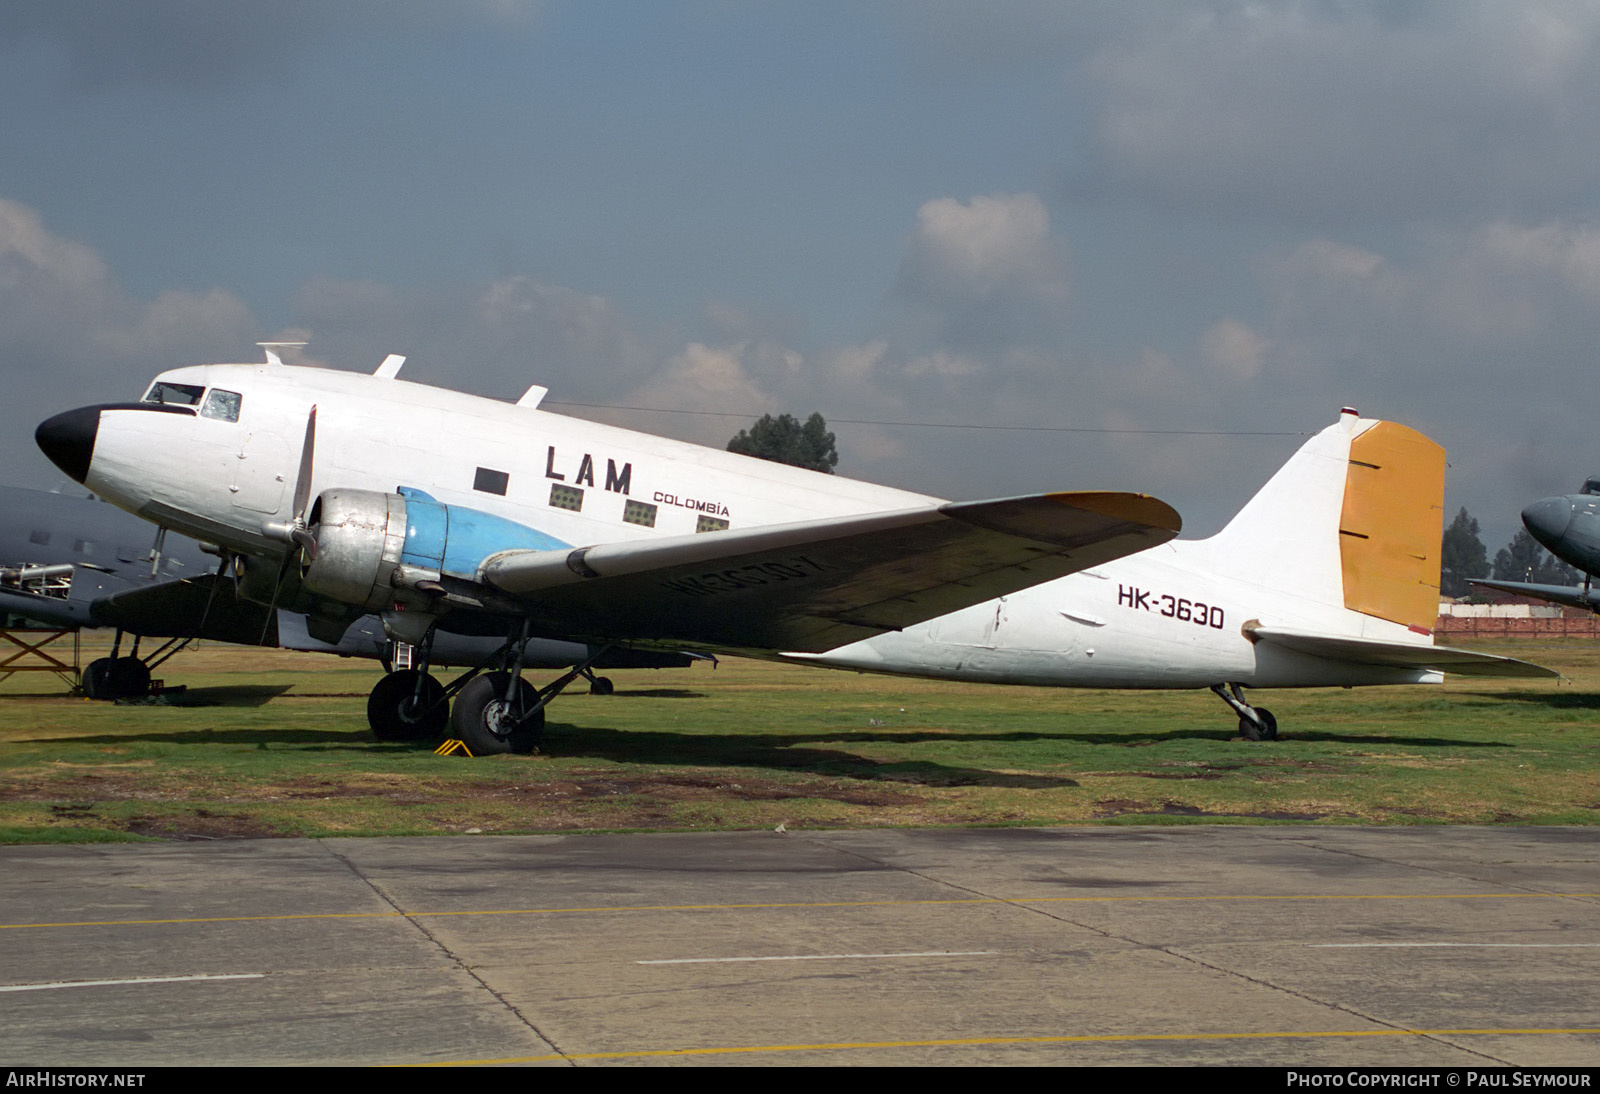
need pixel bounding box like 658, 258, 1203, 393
1467, 577, 1600, 613
476, 491, 1182, 653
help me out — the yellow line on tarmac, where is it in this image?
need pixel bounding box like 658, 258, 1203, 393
411, 1026, 1600, 1066
2, 891, 1595, 931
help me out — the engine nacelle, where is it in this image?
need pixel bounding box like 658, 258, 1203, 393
300, 486, 569, 610
301, 488, 410, 610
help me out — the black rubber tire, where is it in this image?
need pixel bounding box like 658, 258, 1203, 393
111, 657, 151, 698
449, 672, 544, 755
83, 656, 150, 700
1240, 708, 1278, 741
367, 670, 447, 742
589, 675, 614, 696
82, 657, 115, 701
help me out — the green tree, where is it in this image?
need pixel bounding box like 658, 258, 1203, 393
1491, 529, 1581, 585
1439, 507, 1489, 597
727, 412, 838, 474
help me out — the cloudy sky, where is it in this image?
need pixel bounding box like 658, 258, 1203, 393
4, 1, 1599, 550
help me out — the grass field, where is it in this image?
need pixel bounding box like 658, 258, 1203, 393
1, 634, 1597, 842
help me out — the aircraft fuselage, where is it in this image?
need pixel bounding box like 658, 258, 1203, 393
39, 362, 934, 564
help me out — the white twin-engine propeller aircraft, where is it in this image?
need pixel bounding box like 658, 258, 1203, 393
35, 347, 1548, 752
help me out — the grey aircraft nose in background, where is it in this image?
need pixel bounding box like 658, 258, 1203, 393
1521, 483, 1600, 576
1472, 477, 1600, 609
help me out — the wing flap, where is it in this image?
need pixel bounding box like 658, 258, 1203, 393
481, 491, 1180, 653
1248, 624, 1556, 678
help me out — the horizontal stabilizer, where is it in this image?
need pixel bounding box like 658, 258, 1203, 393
1248, 624, 1556, 678
480, 491, 1180, 653
1467, 578, 1600, 613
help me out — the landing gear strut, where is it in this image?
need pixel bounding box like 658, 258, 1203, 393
80, 630, 191, 701
363, 621, 615, 754
446, 629, 616, 755
1210, 683, 1278, 741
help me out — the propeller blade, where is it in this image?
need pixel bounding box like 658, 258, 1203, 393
291, 405, 317, 520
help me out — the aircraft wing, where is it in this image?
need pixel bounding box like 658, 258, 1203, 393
478, 491, 1180, 653
87, 573, 279, 645
1247, 625, 1557, 678
0, 584, 93, 628
0, 568, 278, 645
1466, 578, 1600, 613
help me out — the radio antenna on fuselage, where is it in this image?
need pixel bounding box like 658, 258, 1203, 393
257, 341, 308, 367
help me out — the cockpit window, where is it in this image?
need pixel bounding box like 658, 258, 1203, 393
201, 388, 242, 422
143, 381, 205, 406
1583, 478, 1600, 497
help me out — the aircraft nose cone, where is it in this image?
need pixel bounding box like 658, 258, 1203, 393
35, 406, 100, 484
1521, 496, 1574, 550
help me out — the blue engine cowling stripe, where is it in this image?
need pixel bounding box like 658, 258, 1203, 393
397, 486, 569, 575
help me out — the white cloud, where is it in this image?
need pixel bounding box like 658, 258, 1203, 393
289, 273, 656, 404
0, 196, 258, 481
1475, 220, 1600, 298
1200, 318, 1270, 381
893, 192, 1068, 309
0, 197, 107, 290
600, 343, 779, 447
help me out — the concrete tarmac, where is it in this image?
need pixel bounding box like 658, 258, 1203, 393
0, 826, 1596, 1066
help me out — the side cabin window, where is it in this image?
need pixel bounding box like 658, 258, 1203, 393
200, 389, 242, 422
143, 381, 206, 406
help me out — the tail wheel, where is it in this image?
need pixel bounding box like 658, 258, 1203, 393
1240, 708, 1278, 741
450, 672, 544, 755
367, 670, 447, 742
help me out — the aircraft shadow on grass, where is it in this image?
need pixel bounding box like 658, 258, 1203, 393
145, 684, 294, 707
36, 720, 1078, 787
30, 708, 1510, 784
525, 722, 1508, 782
540, 725, 1080, 788
1451, 689, 1600, 710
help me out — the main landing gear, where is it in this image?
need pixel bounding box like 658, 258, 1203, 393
1210, 683, 1278, 741
363, 624, 614, 755
81, 629, 192, 701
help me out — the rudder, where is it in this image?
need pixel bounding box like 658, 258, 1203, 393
1198, 410, 1445, 631
1338, 420, 1445, 631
